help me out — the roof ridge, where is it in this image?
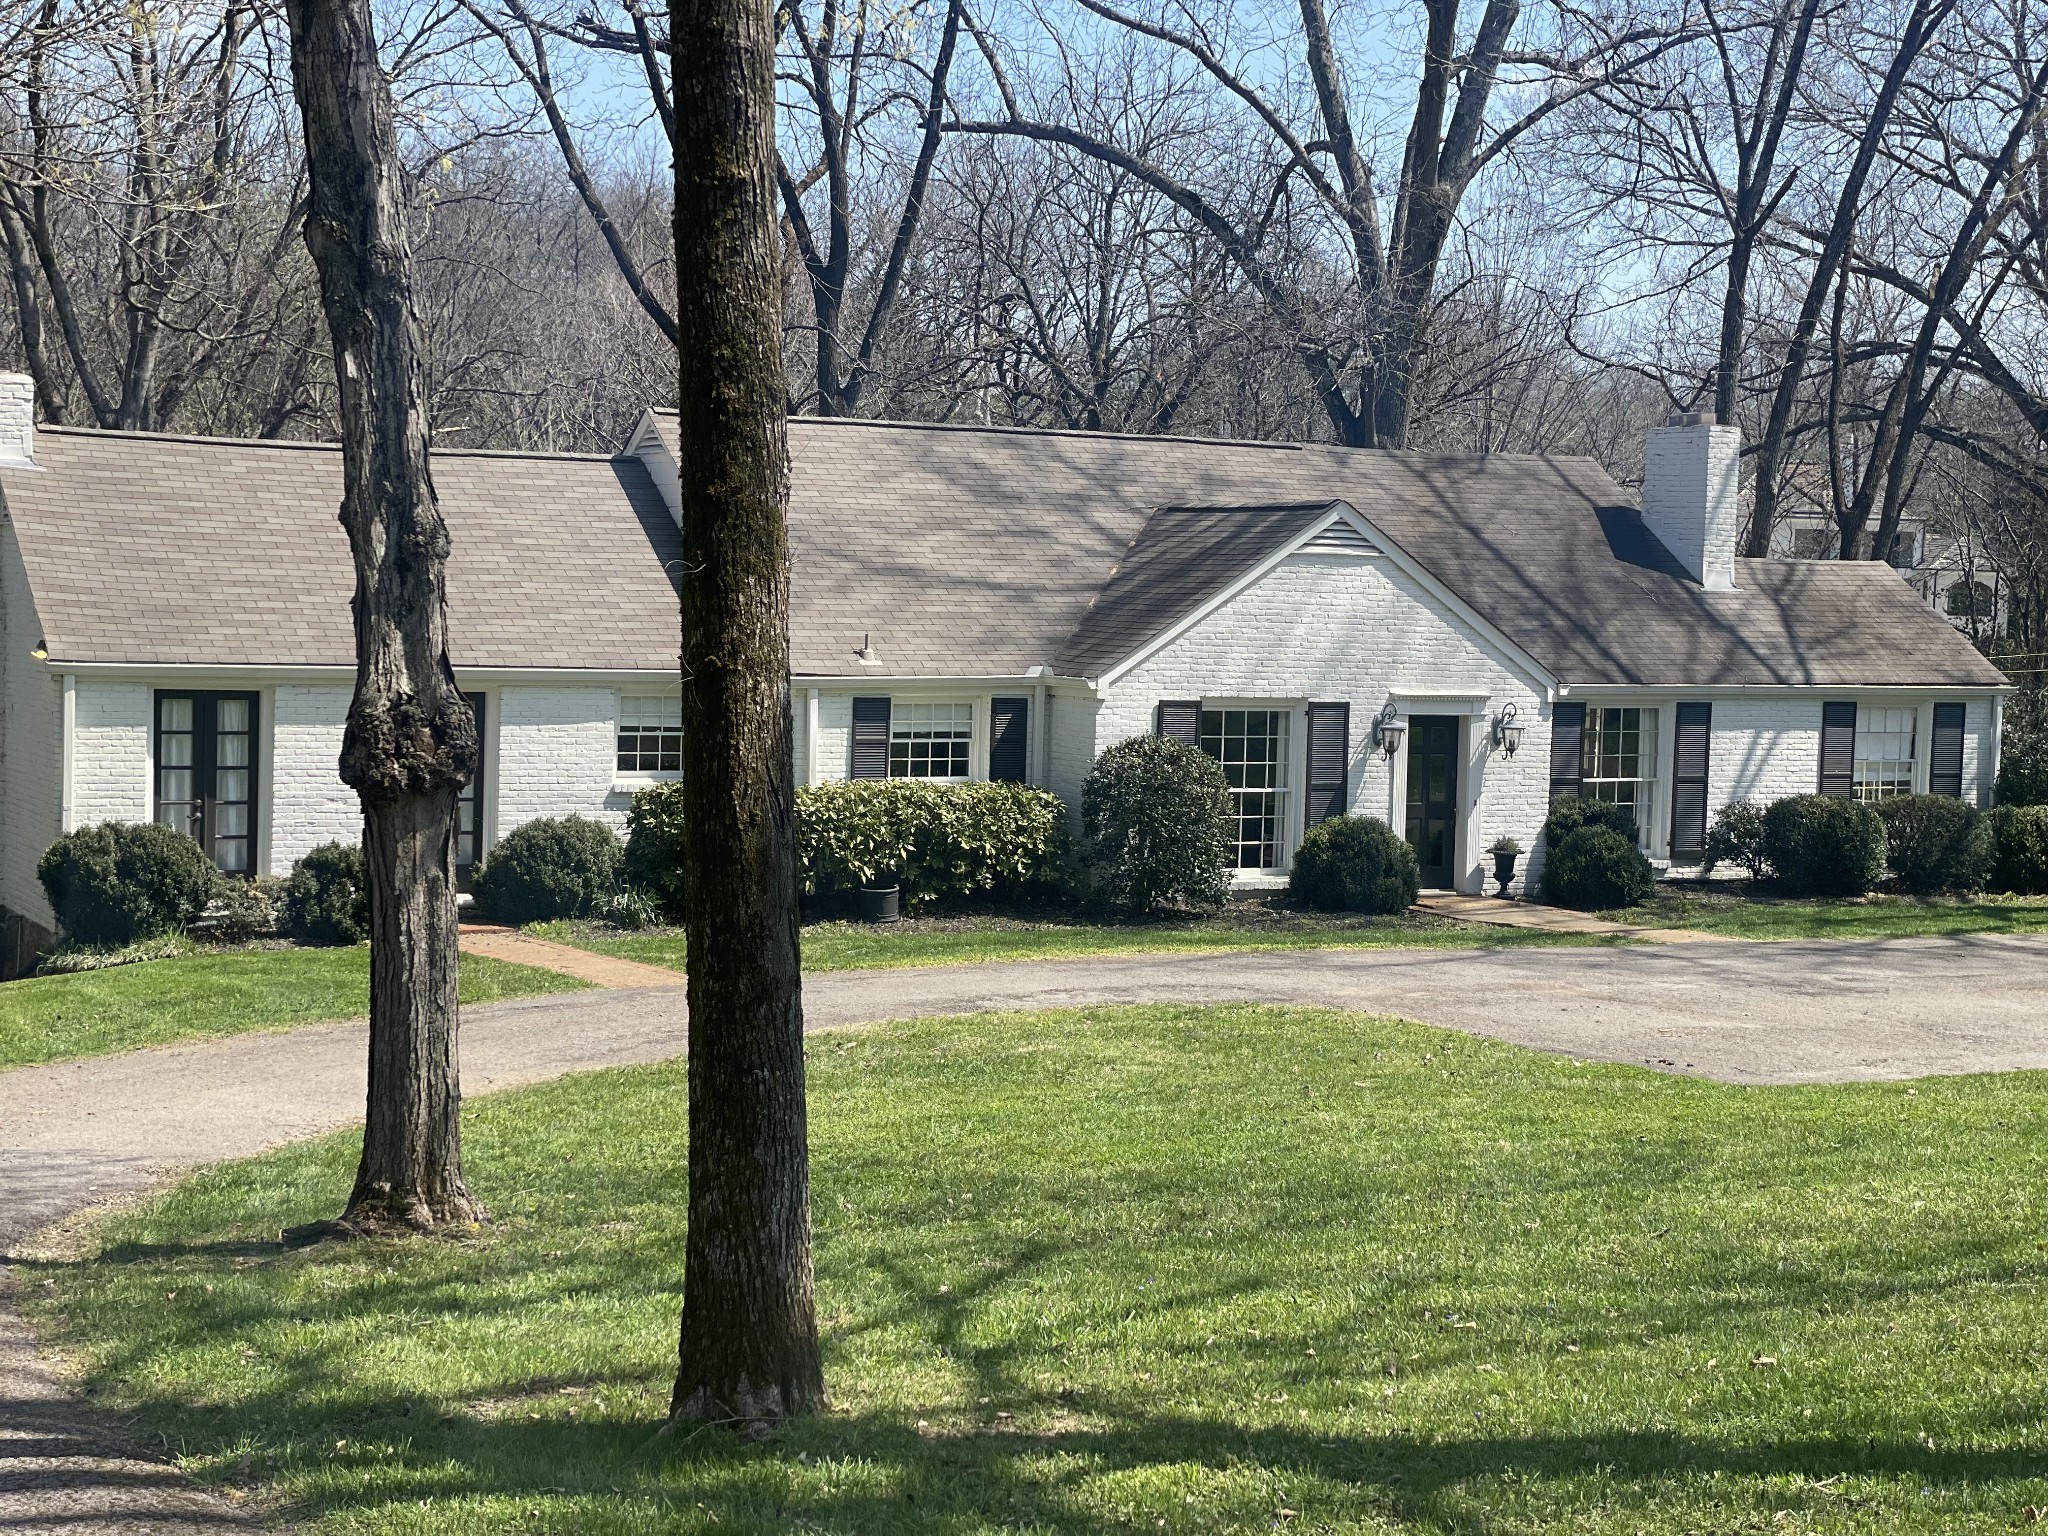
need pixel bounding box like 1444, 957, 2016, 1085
33, 425, 622, 464
770, 413, 1310, 452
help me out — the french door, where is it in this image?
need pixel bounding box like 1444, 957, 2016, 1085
1404, 715, 1459, 889
457, 692, 486, 888
155, 691, 259, 874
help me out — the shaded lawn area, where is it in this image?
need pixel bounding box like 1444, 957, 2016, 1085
1608, 890, 2048, 940
31, 1004, 2048, 1534
0, 946, 587, 1068
532, 907, 1612, 973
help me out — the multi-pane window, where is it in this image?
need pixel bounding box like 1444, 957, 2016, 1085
1200, 708, 1290, 869
1581, 706, 1657, 819
1854, 707, 1917, 800
618, 697, 682, 774
155, 692, 257, 874
889, 702, 973, 779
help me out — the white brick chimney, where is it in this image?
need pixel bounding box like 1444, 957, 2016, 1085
0, 373, 35, 468
1642, 411, 1739, 591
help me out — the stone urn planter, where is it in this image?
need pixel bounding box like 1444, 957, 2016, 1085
857, 884, 901, 924
1488, 840, 1522, 898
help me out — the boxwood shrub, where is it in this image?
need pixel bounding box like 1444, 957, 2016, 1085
1993, 804, 2048, 894
281, 842, 369, 946
1289, 815, 1419, 914
1760, 794, 1887, 896
37, 821, 219, 948
1873, 793, 1993, 895
473, 815, 623, 924
1540, 824, 1653, 910
622, 781, 688, 919
1542, 794, 1639, 850
1081, 736, 1233, 914
1701, 801, 1770, 881
795, 779, 1063, 911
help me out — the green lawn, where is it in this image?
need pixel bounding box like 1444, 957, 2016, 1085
31, 1004, 2048, 1533
1607, 891, 2048, 940
0, 946, 587, 1068
533, 908, 1611, 973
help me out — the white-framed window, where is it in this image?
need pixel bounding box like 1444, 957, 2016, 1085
618, 696, 682, 774
1854, 707, 1916, 800
889, 701, 973, 779
1581, 706, 1658, 820
1200, 707, 1291, 869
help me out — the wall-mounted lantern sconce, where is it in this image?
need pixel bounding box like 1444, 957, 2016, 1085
1491, 702, 1522, 758
1372, 702, 1405, 760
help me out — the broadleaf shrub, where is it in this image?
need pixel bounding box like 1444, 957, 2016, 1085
281, 842, 368, 946
1081, 736, 1232, 914
1540, 824, 1653, 910
37, 821, 219, 948
1996, 693, 2048, 807
1289, 815, 1419, 914
1992, 804, 2048, 894
1874, 794, 1993, 895
1760, 794, 1887, 897
1701, 801, 1770, 881
622, 781, 688, 918
474, 815, 623, 924
795, 779, 1063, 911
1542, 795, 1639, 850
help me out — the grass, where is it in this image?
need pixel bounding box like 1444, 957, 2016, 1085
0, 945, 588, 1068
1606, 890, 2048, 940
531, 905, 1612, 973
29, 1003, 2048, 1534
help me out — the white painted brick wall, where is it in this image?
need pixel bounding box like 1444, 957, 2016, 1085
0, 518, 60, 924
1046, 687, 1103, 824
1099, 553, 1555, 893
1706, 695, 1822, 808
811, 693, 851, 783
495, 685, 629, 836
270, 684, 358, 870
71, 682, 150, 825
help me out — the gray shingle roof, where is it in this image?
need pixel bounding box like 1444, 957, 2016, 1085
1, 428, 680, 670
0, 414, 2008, 691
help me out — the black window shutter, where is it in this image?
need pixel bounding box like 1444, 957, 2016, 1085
1930, 702, 1966, 798
1819, 701, 1856, 798
1549, 702, 1585, 801
1671, 702, 1712, 860
851, 696, 891, 779
1155, 700, 1201, 747
989, 696, 1030, 782
1304, 702, 1349, 825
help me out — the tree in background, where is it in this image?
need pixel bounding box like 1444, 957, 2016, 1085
666, 0, 825, 1427
281, 0, 482, 1235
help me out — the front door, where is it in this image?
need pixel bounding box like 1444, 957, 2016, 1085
155, 691, 259, 874
1404, 715, 1459, 889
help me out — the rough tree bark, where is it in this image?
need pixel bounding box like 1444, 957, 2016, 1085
667, 0, 825, 1429
282, 0, 482, 1235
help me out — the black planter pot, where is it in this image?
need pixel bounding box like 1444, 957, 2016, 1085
1491, 851, 1520, 898
857, 885, 901, 924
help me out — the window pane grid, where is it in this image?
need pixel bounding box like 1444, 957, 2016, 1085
1579, 707, 1655, 834
889, 702, 973, 780
1200, 709, 1290, 869
1854, 707, 1916, 801
618, 697, 682, 773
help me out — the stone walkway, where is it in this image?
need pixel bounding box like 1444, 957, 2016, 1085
458, 924, 684, 989
7, 932, 2048, 1531
1410, 893, 1731, 942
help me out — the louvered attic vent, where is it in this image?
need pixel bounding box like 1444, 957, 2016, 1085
1299, 521, 1381, 554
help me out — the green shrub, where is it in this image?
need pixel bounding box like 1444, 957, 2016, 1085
281, 842, 368, 946
621, 781, 688, 918
1760, 794, 1887, 897
1874, 794, 1993, 895
473, 816, 623, 924
1540, 824, 1654, 910
1701, 801, 1770, 881
1996, 693, 2048, 807
795, 779, 1064, 911
1081, 736, 1233, 915
36, 821, 219, 948
1542, 795, 1639, 850
208, 875, 284, 942
1289, 816, 1420, 914
1992, 804, 2048, 894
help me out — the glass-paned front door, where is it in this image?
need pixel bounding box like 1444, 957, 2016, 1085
457, 692, 486, 887
1404, 715, 1459, 889
155, 691, 259, 873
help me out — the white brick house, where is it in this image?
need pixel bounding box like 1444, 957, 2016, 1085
0, 374, 2011, 974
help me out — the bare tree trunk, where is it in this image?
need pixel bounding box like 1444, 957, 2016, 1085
282, 0, 482, 1236
667, 0, 824, 1430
